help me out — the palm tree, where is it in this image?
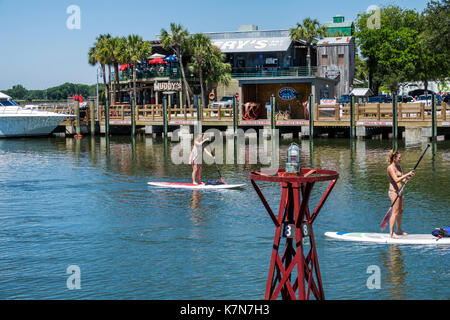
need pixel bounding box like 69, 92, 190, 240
122, 34, 152, 135
160, 23, 191, 107
104, 36, 127, 104
290, 18, 326, 75
188, 33, 213, 107
189, 45, 232, 104
88, 34, 111, 104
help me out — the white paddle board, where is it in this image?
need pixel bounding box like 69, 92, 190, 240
148, 182, 245, 190
324, 232, 450, 244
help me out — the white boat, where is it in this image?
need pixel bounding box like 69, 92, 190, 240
0, 92, 73, 138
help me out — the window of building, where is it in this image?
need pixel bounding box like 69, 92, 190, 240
338, 54, 344, 66
322, 55, 328, 66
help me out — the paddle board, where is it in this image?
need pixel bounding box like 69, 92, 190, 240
324, 232, 450, 244
148, 182, 245, 190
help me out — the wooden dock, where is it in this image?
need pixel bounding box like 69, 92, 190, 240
41, 100, 449, 142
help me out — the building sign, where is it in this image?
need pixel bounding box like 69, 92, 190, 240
325, 67, 340, 79
278, 87, 297, 101
320, 99, 336, 105
211, 37, 292, 53
154, 81, 182, 92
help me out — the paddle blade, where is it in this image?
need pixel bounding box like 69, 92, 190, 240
380, 207, 392, 230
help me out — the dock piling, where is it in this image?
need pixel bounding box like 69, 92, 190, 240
392, 92, 398, 140
74, 100, 81, 137
89, 100, 95, 135
309, 93, 314, 139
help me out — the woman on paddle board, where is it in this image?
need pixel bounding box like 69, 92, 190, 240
387, 150, 415, 238
189, 134, 214, 185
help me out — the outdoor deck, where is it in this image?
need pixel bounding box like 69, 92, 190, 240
39, 101, 450, 138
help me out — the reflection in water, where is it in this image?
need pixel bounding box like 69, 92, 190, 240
381, 245, 407, 300
190, 190, 202, 211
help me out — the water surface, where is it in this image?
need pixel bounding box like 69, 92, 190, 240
0, 136, 448, 299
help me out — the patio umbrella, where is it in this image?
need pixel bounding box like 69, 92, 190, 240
149, 53, 166, 59
119, 64, 131, 71
148, 58, 167, 64
163, 55, 178, 62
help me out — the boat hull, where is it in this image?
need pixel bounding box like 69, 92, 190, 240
0, 113, 70, 138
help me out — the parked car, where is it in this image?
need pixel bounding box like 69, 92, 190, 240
397, 95, 414, 103
336, 94, 351, 104
211, 96, 234, 108
443, 93, 450, 104
413, 94, 442, 106
368, 95, 392, 103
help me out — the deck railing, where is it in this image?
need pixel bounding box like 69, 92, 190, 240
100, 104, 234, 122
315, 102, 449, 122
26, 102, 450, 127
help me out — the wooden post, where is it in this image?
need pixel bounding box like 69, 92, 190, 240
233, 95, 238, 134
194, 96, 203, 133
89, 100, 95, 135
442, 102, 447, 121
270, 94, 276, 131
163, 95, 168, 137
350, 94, 355, 139
105, 99, 110, 136
131, 94, 136, 136
431, 92, 437, 142
74, 100, 81, 136
309, 93, 314, 138
392, 93, 398, 140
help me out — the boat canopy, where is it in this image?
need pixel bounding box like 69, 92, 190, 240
0, 92, 12, 100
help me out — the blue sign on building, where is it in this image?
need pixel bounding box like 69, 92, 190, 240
278, 87, 297, 100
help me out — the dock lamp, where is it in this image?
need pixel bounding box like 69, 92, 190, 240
286, 142, 301, 174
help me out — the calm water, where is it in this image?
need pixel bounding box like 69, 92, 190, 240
0, 135, 448, 300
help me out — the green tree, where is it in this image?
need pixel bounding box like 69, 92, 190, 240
104, 36, 127, 104
290, 18, 326, 75
5, 85, 28, 100
160, 23, 191, 106
188, 45, 232, 104
88, 34, 111, 103
187, 33, 213, 107
419, 0, 450, 87
355, 6, 422, 93
122, 34, 151, 133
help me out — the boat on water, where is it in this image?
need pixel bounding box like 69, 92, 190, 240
0, 92, 73, 138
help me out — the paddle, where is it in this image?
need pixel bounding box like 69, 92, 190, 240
380, 144, 430, 230
205, 140, 226, 185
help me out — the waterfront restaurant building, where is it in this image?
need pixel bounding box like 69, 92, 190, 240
112, 21, 355, 122
207, 25, 353, 120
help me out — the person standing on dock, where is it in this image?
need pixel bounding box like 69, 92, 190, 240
189, 134, 214, 185
387, 150, 415, 239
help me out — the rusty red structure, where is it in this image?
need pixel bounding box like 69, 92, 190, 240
250, 168, 339, 300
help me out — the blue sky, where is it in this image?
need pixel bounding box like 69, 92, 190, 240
0, 0, 428, 90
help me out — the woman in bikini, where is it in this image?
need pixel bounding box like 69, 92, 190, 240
387, 150, 415, 239
189, 134, 214, 185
